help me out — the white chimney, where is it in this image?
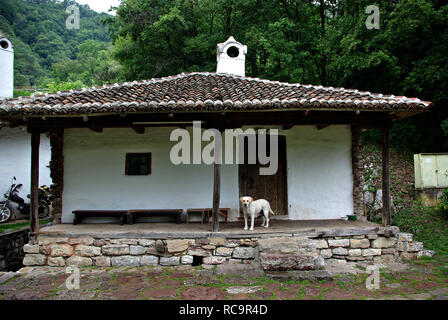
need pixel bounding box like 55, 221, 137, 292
216, 36, 247, 77
0, 33, 14, 99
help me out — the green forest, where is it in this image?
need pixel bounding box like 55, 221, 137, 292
0, 0, 447, 152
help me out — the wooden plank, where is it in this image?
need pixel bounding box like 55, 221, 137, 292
382, 126, 391, 226
23, 110, 396, 131
29, 131, 40, 242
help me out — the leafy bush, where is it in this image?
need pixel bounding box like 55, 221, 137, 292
13, 89, 32, 98
392, 202, 448, 257
436, 189, 448, 214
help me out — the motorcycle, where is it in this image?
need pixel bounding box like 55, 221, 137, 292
0, 177, 51, 224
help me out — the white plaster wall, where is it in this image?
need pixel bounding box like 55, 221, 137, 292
62, 128, 240, 223
285, 125, 354, 220
61, 125, 354, 223
0, 128, 52, 198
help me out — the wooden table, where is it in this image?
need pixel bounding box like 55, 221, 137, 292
204, 208, 230, 223
186, 208, 208, 223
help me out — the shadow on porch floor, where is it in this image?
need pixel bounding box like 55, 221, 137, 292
37, 219, 381, 239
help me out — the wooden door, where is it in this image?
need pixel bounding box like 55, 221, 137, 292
238, 134, 288, 215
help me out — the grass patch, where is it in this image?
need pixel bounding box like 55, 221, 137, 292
0, 219, 50, 234
391, 202, 448, 259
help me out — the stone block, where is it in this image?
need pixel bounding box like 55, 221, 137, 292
187, 248, 212, 257
314, 239, 329, 249
140, 255, 159, 266
397, 233, 413, 242
417, 250, 435, 258
372, 237, 396, 249
328, 239, 350, 248
215, 247, 233, 257
75, 245, 101, 257
258, 237, 298, 254
111, 255, 140, 267
346, 256, 366, 261
224, 242, 239, 248
119, 239, 139, 245
332, 247, 348, 255
155, 240, 166, 253
102, 244, 129, 256
320, 249, 332, 259
409, 242, 424, 252
68, 237, 94, 245
138, 239, 155, 246
50, 244, 73, 257
209, 238, 227, 246
325, 259, 346, 265
295, 239, 317, 250
260, 253, 316, 271
181, 255, 193, 265
23, 254, 46, 266
40, 244, 51, 255
160, 256, 180, 266
367, 234, 379, 240
382, 248, 395, 255
314, 255, 325, 269
350, 239, 370, 249
166, 240, 190, 253
362, 248, 382, 256
348, 249, 362, 256
130, 245, 147, 255
239, 239, 257, 247
397, 242, 408, 252
93, 239, 107, 247
93, 256, 111, 267
66, 256, 92, 266
23, 244, 39, 254
47, 256, 65, 267
203, 256, 226, 265
233, 247, 255, 259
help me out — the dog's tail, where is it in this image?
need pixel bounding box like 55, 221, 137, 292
270, 209, 276, 216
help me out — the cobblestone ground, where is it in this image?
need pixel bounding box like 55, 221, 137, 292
0, 261, 447, 300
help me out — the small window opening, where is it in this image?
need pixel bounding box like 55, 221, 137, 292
227, 46, 239, 58
192, 256, 203, 266
0, 40, 9, 50
125, 153, 151, 175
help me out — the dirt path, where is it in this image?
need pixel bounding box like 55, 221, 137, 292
1, 260, 447, 300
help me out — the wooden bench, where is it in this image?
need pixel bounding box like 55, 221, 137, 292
127, 209, 183, 224
204, 208, 229, 223
72, 210, 128, 225
186, 208, 208, 224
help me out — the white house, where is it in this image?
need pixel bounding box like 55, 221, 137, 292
0, 37, 431, 228
0, 33, 51, 201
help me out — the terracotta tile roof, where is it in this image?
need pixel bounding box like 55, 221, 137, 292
0, 72, 431, 116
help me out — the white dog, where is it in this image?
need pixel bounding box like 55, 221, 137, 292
240, 196, 275, 231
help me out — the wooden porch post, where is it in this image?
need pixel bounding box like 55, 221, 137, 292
29, 130, 40, 242
212, 129, 223, 232
382, 125, 391, 226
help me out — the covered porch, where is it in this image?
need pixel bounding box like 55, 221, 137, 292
36, 219, 382, 239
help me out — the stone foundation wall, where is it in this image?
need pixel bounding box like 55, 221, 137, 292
0, 228, 29, 271
22, 227, 435, 270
